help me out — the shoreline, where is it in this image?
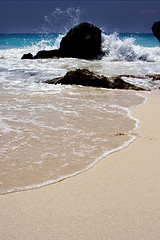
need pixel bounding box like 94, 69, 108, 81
0, 90, 146, 196
0, 91, 160, 240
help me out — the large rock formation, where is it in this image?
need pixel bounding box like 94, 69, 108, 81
22, 22, 103, 60
59, 22, 102, 59
151, 21, 160, 42
45, 69, 144, 90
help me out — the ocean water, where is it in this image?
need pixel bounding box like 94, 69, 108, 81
0, 31, 160, 194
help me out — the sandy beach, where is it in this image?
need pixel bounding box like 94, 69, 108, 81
0, 90, 160, 240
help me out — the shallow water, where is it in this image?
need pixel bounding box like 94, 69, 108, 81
0, 32, 159, 194
0, 84, 145, 194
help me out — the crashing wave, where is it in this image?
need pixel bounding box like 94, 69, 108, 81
101, 32, 160, 62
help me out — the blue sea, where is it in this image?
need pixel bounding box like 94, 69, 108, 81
0, 33, 159, 50
0, 31, 160, 194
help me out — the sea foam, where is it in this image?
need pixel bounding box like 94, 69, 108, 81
0, 31, 159, 194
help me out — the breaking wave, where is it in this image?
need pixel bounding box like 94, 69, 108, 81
101, 32, 160, 62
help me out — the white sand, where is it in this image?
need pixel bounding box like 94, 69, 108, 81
0, 91, 160, 240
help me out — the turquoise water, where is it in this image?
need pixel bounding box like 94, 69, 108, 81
0, 33, 159, 50
0, 33, 59, 50
119, 33, 159, 47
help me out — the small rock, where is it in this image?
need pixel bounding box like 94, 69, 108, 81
21, 53, 33, 59
34, 49, 61, 59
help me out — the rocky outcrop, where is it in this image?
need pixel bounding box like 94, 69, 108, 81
45, 69, 144, 90
34, 49, 61, 59
21, 22, 103, 60
59, 22, 102, 59
151, 21, 160, 42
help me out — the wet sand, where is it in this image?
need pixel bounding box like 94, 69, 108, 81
0, 91, 160, 240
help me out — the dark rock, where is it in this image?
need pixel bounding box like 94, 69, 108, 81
21, 22, 103, 60
151, 21, 160, 42
45, 69, 144, 91
21, 53, 33, 59
59, 22, 103, 59
46, 69, 110, 88
109, 76, 141, 90
34, 49, 61, 59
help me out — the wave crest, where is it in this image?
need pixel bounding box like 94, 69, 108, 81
101, 32, 160, 62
